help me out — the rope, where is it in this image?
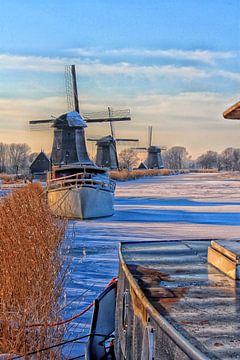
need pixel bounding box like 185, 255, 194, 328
26, 277, 118, 328
11, 277, 118, 358
26, 302, 94, 328
12, 333, 109, 359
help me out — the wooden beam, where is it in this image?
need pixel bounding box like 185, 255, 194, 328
223, 101, 240, 119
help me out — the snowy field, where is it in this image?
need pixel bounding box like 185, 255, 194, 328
63, 172, 240, 357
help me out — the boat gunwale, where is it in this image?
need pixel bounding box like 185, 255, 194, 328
48, 171, 110, 183
47, 175, 115, 192
47, 183, 115, 193
119, 240, 210, 360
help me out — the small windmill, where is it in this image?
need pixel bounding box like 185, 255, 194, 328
87, 107, 138, 169
133, 126, 166, 169
29, 65, 132, 166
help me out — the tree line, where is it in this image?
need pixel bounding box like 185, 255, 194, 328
162, 146, 240, 171
0, 143, 38, 174
1, 142, 240, 174
119, 146, 240, 171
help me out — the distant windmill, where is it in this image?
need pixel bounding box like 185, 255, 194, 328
29, 65, 131, 166
87, 107, 138, 169
133, 126, 166, 169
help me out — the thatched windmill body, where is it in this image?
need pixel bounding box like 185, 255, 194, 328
29, 65, 132, 166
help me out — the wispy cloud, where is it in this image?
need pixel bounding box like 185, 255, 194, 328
0, 92, 239, 154
66, 47, 237, 65
0, 53, 240, 83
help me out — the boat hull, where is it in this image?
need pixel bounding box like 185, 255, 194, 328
47, 185, 114, 219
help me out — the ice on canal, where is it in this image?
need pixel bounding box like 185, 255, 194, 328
63, 172, 240, 357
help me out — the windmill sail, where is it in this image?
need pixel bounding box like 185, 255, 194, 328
65, 65, 80, 112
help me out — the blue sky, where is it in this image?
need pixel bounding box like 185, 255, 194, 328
0, 0, 240, 157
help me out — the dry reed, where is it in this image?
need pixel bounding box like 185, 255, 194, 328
190, 168, 219, 173
109, 168, 189, 181
0, 174, 17, 185
0, 183, 66, 358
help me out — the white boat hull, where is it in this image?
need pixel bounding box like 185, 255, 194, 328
47, 185, 114, 219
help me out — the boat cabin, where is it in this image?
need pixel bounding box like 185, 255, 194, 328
51, 164, 107, 179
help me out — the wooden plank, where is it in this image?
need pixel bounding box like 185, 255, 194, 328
208, 247, 238, 280
223, 101, 240, 119
211, 240, 240, 263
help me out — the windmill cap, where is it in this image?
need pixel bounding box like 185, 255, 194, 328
148, 145, 161, 152
54, 111, 87, 128
96, 135, 114, 145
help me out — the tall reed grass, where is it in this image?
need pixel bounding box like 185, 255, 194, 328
109, 168, 189, 181
0, 183, 66, 358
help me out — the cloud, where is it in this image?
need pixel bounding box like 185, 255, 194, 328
67, 47, 237, 65
0, 53, 239, 83
0, 92, 239, 156
0, 53, 206, 78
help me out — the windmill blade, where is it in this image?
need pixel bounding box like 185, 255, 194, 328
116, 138, 139, 143
131, 147, 147, 150
65, 65, 80, 112
108, 107, 115, 139
148, 125, 153, 147
29, 119, 54, 125
87, 138, 100, 142
29, 119, 54, 131
83, 109, 131, 123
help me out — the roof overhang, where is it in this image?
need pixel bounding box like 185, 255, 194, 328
223, 101, 240, 119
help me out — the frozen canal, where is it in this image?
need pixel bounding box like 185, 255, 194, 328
63, 172, 240, 357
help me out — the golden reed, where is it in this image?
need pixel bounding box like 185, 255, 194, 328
0, 183, 66, 358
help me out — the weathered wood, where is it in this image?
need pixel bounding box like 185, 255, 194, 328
208, 246, 239, 280
211, 239, 240, 262
223, 101, 240, 119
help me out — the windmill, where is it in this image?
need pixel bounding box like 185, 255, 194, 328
87, 107, 138, 169
133, 126, 166, 169
29, 65, 131, 166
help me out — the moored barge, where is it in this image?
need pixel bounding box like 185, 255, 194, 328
115, 240, 240, 359
47, 164, 115, 219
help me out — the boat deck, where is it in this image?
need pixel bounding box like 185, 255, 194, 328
121, 240, 240, 359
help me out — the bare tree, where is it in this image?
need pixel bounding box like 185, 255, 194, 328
162, 146, 188, 169
119, 149, 139, 170
0, 143, 9, 173
8, 143, 31, 174
197, 151, 219, 169
218, 148, 240, 171
28, 152, 39, 165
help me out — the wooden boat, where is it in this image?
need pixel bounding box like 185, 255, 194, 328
47, 164, 115, 219
115, 240, 240, 359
